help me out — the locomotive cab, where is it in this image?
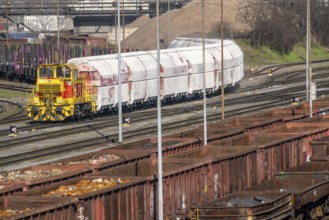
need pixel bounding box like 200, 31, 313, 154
27, 63, 96, 121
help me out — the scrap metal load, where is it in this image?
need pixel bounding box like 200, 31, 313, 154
27, 37, 244, 121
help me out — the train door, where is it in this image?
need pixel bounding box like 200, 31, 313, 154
187, 60, 193, 94
212, 56, 219, 90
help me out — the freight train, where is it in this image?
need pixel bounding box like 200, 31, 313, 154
27, 37, 244, 121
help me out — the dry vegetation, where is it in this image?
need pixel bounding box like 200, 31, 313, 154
125, 0, 247, 50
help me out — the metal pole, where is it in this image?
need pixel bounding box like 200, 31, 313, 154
118, 0, 123, 143
168, 0, 171, 46
114, 0, 117, 52
306, 0, 310, 102
307, 0, 312, 117
221, 0, 224, 120
6, 0, 9, 65
123, 0, 125, 52
202, 0, 207, 146
156, 0, 163, 218
57, 0, 60, 63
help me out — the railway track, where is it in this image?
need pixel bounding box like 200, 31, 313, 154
3, 80, 329, 167
0, 60, 327, 125
0, 89, 271, 137
0, 84, 32, 93
0, 97, 292, 167
245, 59, 329, 78
0, 75, 317, 140
239, 65, 329, 93
0, 63, 329, 219
0, 62, 329, 168
0, 82, 30, 124
0, 99, 26, 122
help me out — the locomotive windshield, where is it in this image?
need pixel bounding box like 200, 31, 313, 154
39, 67, 54, 78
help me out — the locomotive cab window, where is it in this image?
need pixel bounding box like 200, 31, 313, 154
39, 67, 54, 78
56, 67, 71, 78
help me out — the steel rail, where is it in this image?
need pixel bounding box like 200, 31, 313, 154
0, 96, 302, 167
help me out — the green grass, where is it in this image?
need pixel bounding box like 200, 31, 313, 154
236, 39, 329, 68
0, 89, 27, 98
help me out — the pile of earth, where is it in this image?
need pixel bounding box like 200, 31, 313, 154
125, 0, 247, 50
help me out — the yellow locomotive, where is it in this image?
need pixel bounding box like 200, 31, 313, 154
27, 63, 96, 121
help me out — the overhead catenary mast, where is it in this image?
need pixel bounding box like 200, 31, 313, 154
221, 0, 224, 120
202, 0, 207, 146
118, 0, 123, 143
306, 0, 312, 117
156, 0, 163, 218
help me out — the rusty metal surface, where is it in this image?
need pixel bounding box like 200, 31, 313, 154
5, 102, 329, 219
95, 158, 211, 219
166, 143, 259, 198
168, 144, 251, 159
263, 122, 329, 155
302, 115, 329, 122
211, 133, 294, 147
295, 101, 329, 113
0, 165, 92, 189
291, 180, 329, 209
311, 143, 329, 161
195, 125, 245, 143
279, 161, 329, 172
14, 176, 148, 220
276, 162, 329, 180
168, 108, 316, 143
262, 109, 309, 122
9, 122, 326, 219
194, 177, 329, 219
266, 123, 329, 134
193, 191, 291, 220
0, 196, 78, 220
244, 178, 329, 210
43, 138, 201, 172
231, 116, 284, 131
310, 136, 329, 161
246, 179, 325, 192
48, 149, 153, 172
196, 115, 285, 140
169, 115, 286, 141
13, 157, 210, 219
111, 137, 202, 157
0, 183, 25, 197
170, 128, 329, 199
96, 158, 203, 177
208, 132, 306, 180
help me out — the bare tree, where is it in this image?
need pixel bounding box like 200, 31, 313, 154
207, 22, 236, 39
23, 15, 71, 34
238, 0, 299, 54
238, 0, 274, 47
311, 0, 329, 46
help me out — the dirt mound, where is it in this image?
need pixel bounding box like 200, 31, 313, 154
125, 0, 247, 50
